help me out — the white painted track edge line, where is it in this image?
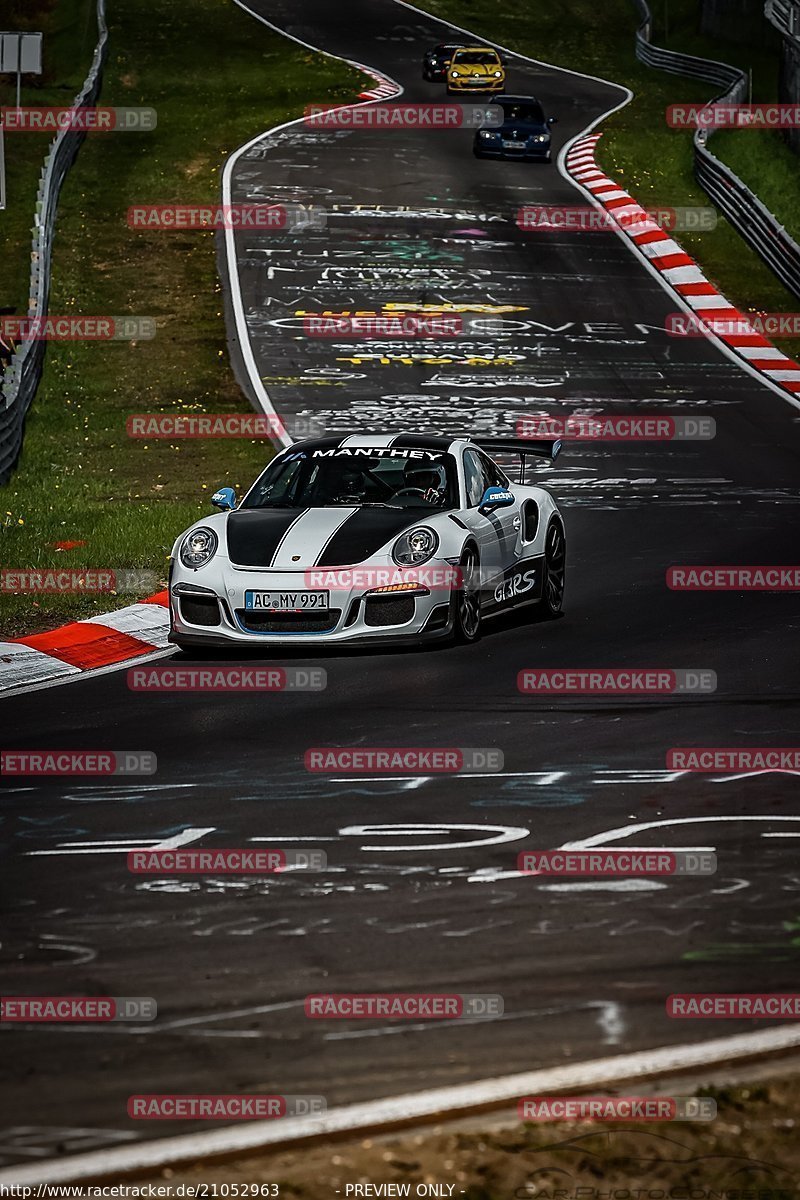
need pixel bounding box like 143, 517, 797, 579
3, 1025, 800, 1185
222, 0, 404, 452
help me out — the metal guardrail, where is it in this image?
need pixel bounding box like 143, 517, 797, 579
0, 0, 108, 485
633, 0, 800, 301
765, 0, 800, 45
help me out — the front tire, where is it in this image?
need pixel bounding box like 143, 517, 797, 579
540, 518, 566, 617
452, 545, 482, 643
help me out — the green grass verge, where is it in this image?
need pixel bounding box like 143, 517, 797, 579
713, 126, 800, 248
0, 0, 363, 639
421, 0, 800, 358
0, 0, 100, 317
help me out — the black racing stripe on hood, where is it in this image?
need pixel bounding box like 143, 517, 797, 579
226, 509, 306, 567
316, 509, 419, 567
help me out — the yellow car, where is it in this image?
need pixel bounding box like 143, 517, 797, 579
446, 46, 505, 95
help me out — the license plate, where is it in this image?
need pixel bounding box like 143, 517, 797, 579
503, 140, 523, 149
245, 590, 329, 612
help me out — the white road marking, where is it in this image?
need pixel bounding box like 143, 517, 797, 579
5, 1027, 800, 1184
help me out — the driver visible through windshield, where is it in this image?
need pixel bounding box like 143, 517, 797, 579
243, 448, 458, 511
496, 101, 545, 124
453, 50, 500, 65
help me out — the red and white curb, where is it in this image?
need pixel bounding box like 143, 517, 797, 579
358, 67, 401, 100
565, 134, 800, 399
0, 592, 171, 694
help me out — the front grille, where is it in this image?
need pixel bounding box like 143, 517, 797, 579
235, 609, 341, 634
363, 595, 416, 627
179, 594, 221, 627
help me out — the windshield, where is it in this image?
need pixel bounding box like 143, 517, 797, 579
497, 101, 545, 124
453, 50, 499, 65
243, 449, 459, 511
433, 44, 460, 55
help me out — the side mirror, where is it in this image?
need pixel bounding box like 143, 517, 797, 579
547, 115, 558, 125
479, 485, 514, 515
211, 486, 236, 511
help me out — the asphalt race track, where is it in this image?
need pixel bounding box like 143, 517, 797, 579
2, 0, 800, 1169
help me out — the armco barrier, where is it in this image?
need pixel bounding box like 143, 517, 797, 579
633, 0, 800, 301
0, 0, 109, 485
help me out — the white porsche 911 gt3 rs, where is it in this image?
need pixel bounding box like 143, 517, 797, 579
168, 432, 565, 650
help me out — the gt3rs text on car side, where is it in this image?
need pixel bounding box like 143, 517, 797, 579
168, 433, 566, 650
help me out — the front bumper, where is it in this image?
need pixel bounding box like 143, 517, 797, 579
168, 559, 456, 647
474, 140, 550, 160
448, 76, 504, 91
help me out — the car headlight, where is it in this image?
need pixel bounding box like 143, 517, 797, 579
494, 70, 502, 77
479, 130, 498, 139
179, 526, 218, 569
392, 527, 439, 566
451, 69, 459, 77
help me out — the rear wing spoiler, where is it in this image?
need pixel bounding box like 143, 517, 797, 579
476, 437, 561, 462
475, 437, 562, 483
